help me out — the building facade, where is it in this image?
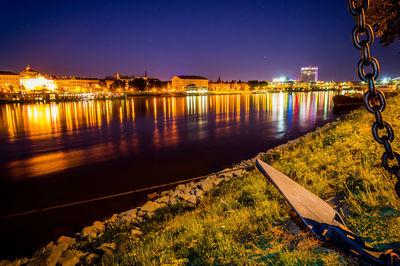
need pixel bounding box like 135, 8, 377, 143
208, 81, 249, 91
171, 75, 208, 92
19, 65, 57, 91
20, 65, 39, 78
300, 66, 319, 82
55, 77, 100, 92
0, 71, 20, 91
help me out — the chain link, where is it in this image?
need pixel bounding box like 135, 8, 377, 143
348, 0, 400, 198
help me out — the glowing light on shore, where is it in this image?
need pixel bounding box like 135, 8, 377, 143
21, 76, 57, 91
186, 89, 208, 94
272, 77, 287, 83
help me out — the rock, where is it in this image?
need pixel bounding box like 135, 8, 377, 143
84, 253, 100, 265
198, 179, 213, 192
105, 213, 118, 224
207, 174, 218, 183
81, 221, 104, 241
180, 193, 191, 202
155, 195, 170, 204
239, 159, 255, 168
56, 236, 76, 248
169, 197, 179, 205
160, 190, 171, 196
192, 188, 204, 197
186, 195, 197, 205
119, 208, 137, 218
140, 201, 160, 213
170, 189, 184, 199
213, 178, 223, 186
57, 250, 86, 266
231, 169, 245, 177
7, 257, 28, 266
147, 192, 159, 200
185, 181, 195, 189
182, 186, 192, 196
44, 240, 70, 266
176, 184, 185, 191
120, 215, 137, 224
238, 161, 247, 168
218, 170, 233, 179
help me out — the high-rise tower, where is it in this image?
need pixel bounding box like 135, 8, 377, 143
300, 66, 318, 82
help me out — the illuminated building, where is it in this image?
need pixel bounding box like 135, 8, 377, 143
20, 65, 39, 78
56, 77, 100, 92
0, 71, 20, 91
272, 76, 289, 83
300, 66, 319, 82
19, 65, 57, 91
208, 81, 249, 91
20, 76, 57, 91
113, 73, 132, 84
208, 82, 231, 91
20, 65, 56, 91
171, 75, 208, 92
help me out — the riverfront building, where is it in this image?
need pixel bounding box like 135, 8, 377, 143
171, 75, 208, 92
19, 65, 57, 91
20, 65, 40, 78
0, 71, 20, 91
300, 66, 319, 82
208, 81, 249, 91
55, 77, 100, 92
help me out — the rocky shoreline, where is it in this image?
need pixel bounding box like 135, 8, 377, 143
0, 120, 337, 266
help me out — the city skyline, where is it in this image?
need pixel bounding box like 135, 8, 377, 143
0, 0, 399, 82
2, 63, 399, 83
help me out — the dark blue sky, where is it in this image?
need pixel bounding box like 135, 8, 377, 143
0, 0, 399, 81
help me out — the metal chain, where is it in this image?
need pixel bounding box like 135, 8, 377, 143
348, 0, 400, 198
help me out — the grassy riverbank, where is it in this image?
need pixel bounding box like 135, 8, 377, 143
97, 95, 400, 265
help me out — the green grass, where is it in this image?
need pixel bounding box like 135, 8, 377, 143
96, 94, 400, 265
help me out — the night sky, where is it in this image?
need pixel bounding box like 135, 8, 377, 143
0, 0, 399, 81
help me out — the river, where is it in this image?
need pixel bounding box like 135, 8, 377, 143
0, 91, 342, 259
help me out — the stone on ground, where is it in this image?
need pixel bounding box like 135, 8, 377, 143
80, 221, 104, 241
119, 208, 137, 218
147, 192, 159, 200
187, 195, 197, 205
198, 179, 213, 192
140, 201, 160, 213
57, 249, 86, 266
155, 195, 170, 204
56, 236, 76, 248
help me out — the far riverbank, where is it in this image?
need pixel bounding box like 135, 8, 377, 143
0, 89, 345, 103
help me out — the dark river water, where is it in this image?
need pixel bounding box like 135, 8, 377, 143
0, 91, 342, 259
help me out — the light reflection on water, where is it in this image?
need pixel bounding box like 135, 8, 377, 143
0, 91, 337, 181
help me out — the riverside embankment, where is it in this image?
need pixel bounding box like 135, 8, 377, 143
3, 94, 400, 265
